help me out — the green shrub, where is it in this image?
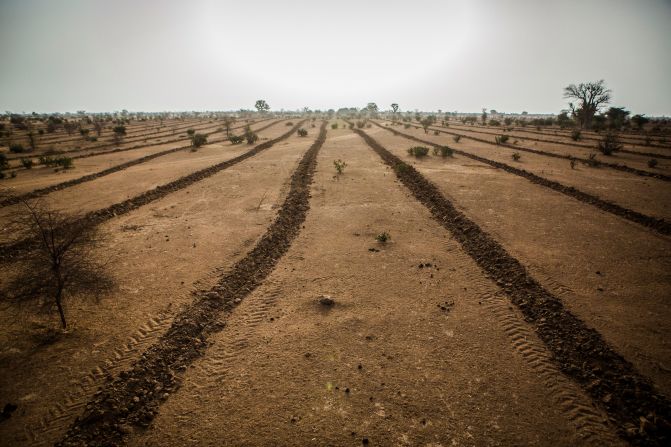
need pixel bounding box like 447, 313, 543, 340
244, 126, 258, 144
9, 144, 25, 153
432, 145, 454, 157
598, 132, 622, 155
229, 135, 244, 144
21, 157, 33, 169
186, 128, 196, 136
375, 232, 390, 243
512, 152, 521, 161
333, 159, 347, 174
191, 133, 208, 148
571, 129, 581, 141
394, 162, 410, 173
297, 128, 308, 137
407, 146, 429, 157
331, 123, 338, 129
495, 135, 510, 145
488, 119, 501, 126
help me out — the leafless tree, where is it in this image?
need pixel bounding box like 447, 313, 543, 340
564, 80, 611, 129
3, 197, 114, 329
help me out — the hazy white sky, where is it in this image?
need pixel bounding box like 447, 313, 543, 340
1, 0, 670, 114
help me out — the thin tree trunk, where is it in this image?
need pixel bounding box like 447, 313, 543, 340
55, 288, 66, 329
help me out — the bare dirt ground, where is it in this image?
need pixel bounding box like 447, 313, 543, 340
0, 128, 313, 445
0, 119, 669, 446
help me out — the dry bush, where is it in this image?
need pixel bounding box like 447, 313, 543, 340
1, 197, 114, 328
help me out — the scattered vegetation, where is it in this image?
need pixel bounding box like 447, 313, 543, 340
512, 152, 521, 162
10, 143, 26, 153
191, 133, 208, 149
571, 129, 582, 141
229, 134, 244, 144
21, 157, 34, 169
453, 135, 461, 143
375, 232, 390, 244
244, 126, 258, 144
407, 146, 430, 157
495, 135, 510, 145
433, 146, 454, 157
598, 132, 622, 155
585, 153, 601, 167
331, 123, 338, 129
297, 128, 308, 137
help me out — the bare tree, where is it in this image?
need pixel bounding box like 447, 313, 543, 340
564, 80, 611, 129
3, 198, 114, 329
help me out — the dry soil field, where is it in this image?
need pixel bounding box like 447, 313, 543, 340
0, 116, 670, 446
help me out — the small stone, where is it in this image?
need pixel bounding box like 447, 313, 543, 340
132, 396, 140, 403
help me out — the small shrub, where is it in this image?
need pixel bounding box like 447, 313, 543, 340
644, 136, 652, 146
333, 159, 347, 175
297, 128, 308, 137
598, 132, 622, 155
585, 153, 600, 167
407, 146, 429, 157
21, 157, 33, 169
569, 158, 576, 169
0, 153, 8, 170
394, 162, 410, 173
404, 123, 411, 129
432, 145, 454, 157
58, 156, 73, 169
375, 232, 390, 244
244, 126, 258, 144
186, 129, 196, 136
453, 135, 461, 143
331, 123, 338, 129
356, 121, 366, 129
488, 119, 501, 126
10, 143, 25, 153
191, 133, 208, 148
571, 129, 582, 141
286, 121, 294, 126
495, 135, 509, 145
511, 152, 521, 162
648, 158, 658, 168
434, 130, 439, 135
87, 136, 98, 142
229, 135, 244, 144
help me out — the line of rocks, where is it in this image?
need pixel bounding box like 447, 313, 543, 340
56, 121, 328, 446
354, 126, 670, 446
386, 120, 671, 181
0, 120, 282, 208
0, 120, 304, 261
373, 122, 671, 237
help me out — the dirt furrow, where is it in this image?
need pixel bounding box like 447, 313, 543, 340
55, 122, 328, 446
353, 127, 671, 446
387, 121, 671, 181
0, 121, 304, 260
372, 122, 671, 236
131, 126, 616, 446
0, 120, 282, 208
